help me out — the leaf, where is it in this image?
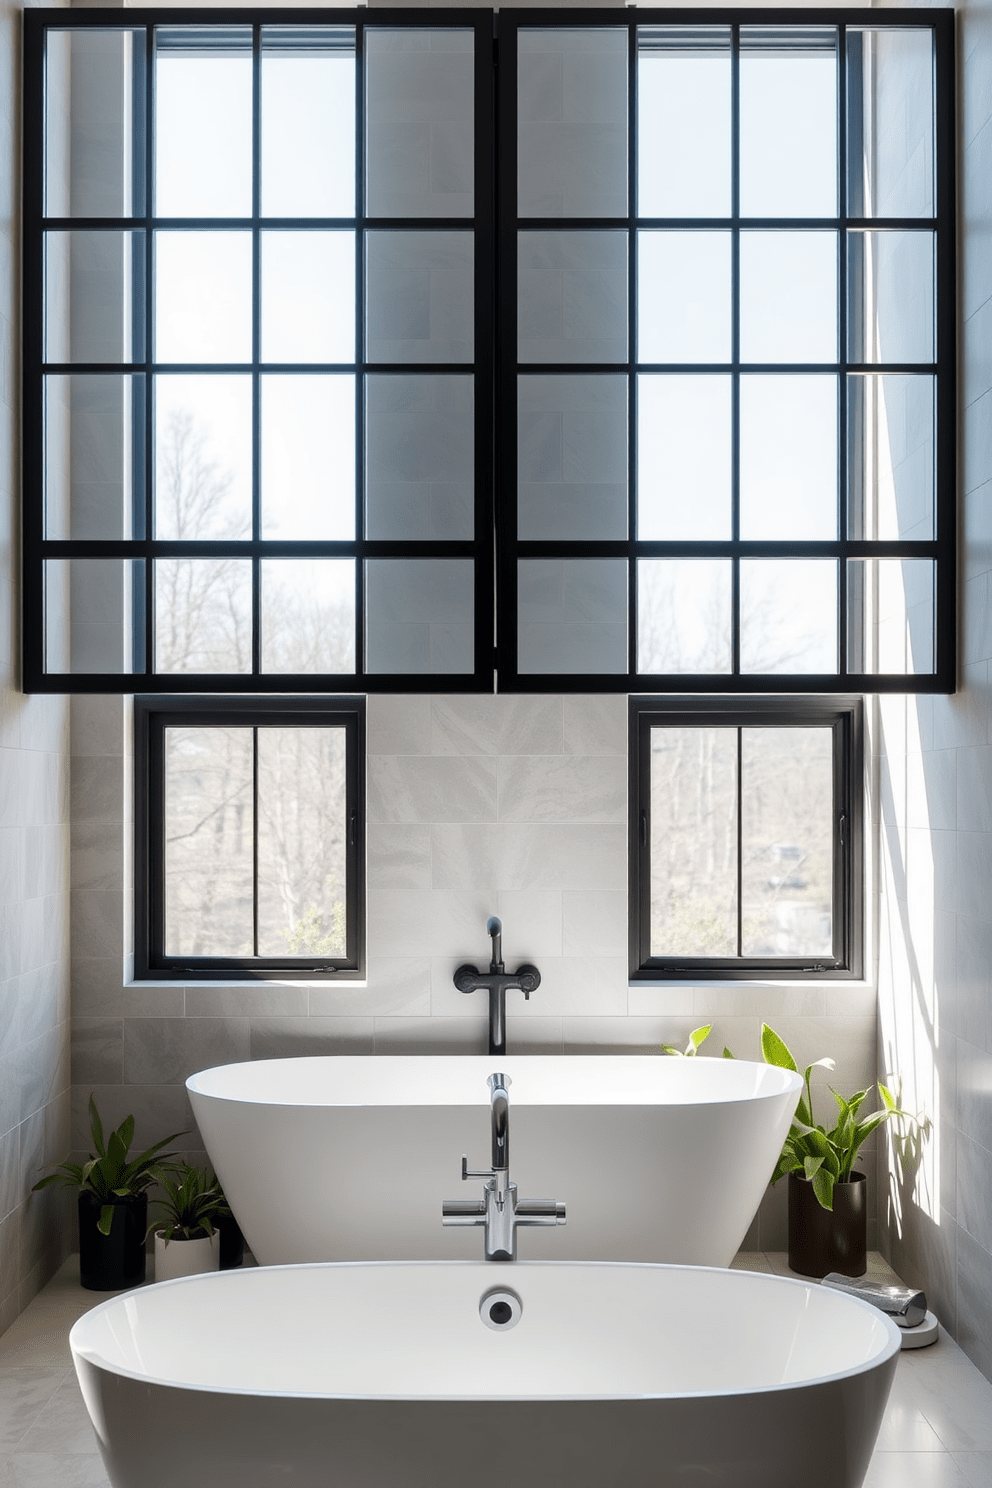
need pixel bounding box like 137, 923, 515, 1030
689, 1026, 712, 1054
811, 1168, 835, 1210
722, 1047, 735, 1060
803, 1154, 825, 1181
97, 1203, 116, 1237
761, 1025, 797, 1072
88, 1095, 106, 1158
661, 1044, 681, 1057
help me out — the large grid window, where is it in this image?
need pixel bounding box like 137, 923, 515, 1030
629, 697, 863, 979
135, 697, 364, 978
24, 10, 954, 695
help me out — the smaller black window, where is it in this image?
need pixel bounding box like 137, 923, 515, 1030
629, 697, 862, 980
135, 696, 364, 979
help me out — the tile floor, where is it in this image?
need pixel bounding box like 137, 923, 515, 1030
0, 1252, 990, 1486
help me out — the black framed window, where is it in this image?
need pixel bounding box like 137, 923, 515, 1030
629, 696, 863, 979
24, 9, 954, 696
134, 695, 364, 978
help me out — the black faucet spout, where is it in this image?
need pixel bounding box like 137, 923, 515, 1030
453, 919, 541, 1056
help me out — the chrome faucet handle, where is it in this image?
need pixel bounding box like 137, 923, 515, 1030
461, 1155, 496, 1182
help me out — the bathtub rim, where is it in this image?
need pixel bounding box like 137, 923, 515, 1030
69, 1259, 902, 1403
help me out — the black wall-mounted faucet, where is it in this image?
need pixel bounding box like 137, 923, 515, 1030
453, 916, 540, 1056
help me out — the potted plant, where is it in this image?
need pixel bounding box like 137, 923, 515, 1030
663, 1023, 915, 1278
149, 1163, 229, 1281
32, 1095, 185, 1291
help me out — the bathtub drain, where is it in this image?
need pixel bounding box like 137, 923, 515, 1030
480, 1287, 522, 1330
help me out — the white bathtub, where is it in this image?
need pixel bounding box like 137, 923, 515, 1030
70, 1261, 900, 1488
187, 1054, 802, 1266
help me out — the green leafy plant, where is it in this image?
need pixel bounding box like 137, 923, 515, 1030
32, 1094, 186, 1236
148, 1162, 230, 1246
663, 1023, 914, 1211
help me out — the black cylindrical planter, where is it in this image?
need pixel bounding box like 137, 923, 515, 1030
788, 1170, 867, 1278
78, 1192, 148, 1291
216, 1211, 246, 1269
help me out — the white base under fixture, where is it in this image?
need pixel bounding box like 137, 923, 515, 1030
900, 1311, 940, 1349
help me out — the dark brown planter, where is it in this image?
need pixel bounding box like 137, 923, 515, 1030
216, 1210, 246, 1269
78, 1191, 148, 1291
788, 1170, 867, 1278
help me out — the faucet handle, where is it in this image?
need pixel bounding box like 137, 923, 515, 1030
461, 1154, 495, 1182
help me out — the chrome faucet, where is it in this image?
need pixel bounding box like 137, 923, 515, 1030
453, 917, 541, 1056
442, 1073, 565, 1261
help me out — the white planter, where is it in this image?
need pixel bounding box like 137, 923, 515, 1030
154, 1228, 221, 1282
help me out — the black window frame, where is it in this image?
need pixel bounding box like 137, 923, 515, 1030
134, 694, 365, 979
629, 694, 864, 980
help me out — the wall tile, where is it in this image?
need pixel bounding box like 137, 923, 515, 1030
70, 1017, 122, 1087
431, 695, 563, 756
313, 957, 431, 1017
562, 695, 626, 756
430, 823, 498, 889
184, 983, 308, 1020
497, 754, 625, 823
367, 822, 432, 890
367, 694, 432, 755
561, 889, 626, 958
123, 1017, 249, 1088
368, 754, 498, 823
249, 1017, 374, 1059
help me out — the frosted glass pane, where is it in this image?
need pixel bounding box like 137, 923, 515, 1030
156, 232, 252, 364
45, 375, 141, 540
518, 559, 627, 674
740, 560, 838, 674
366, 232, 474, 364
740, 232, 837, 364
45, 559, 143, 675
366, 375, 473, 540
639, 233, 731, 364
261, 560, 356, 673
365, 560, 474, 674
165, 727, 253, 957
46, 30, 144, 218
155, 375, 252, 540
366, 30, 473, 219
45, 232, 144, 364
849, 29, 934, 218
638, 31, 731, 218
262, 233, 356, 364
740, 376, 837, 541
740, 30, 838, 218
637, 375, 731, 540
848, 374, 934, 541
155, 560, 252, 673
261, 377, 355, 540
262, 31, 355, 217
848, 231, 934, 365
518, 375, 627, 540
637, 559, 731, 674
155, 31, 252, 217
518, 29, 627, 219
847, 558, 935, 675
518, 232, 627, 365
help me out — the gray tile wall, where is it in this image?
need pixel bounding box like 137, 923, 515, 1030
0, 0, 73, 1341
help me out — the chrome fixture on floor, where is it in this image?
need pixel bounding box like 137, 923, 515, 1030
453, 916, 540, 1056
442, 1073, 565, 1261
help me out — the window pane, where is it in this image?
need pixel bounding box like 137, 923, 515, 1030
740, 375, 837, 540
740, 28, 838, 218
848, 231, 935, 365
261, 376, 355, 540
638, 375, 731, 539
650, 726, 738, 958
518, 231, 627, 365
261, 560, 356, 674
257, 728, 348, 959
365, 559, 474, 674
45, 374, 142, 540
155, 232, 252, 364
262, 28, 356, 217
741, 728, 833, 958
517, 558, 627, 674
154, 559, 252, 673
155, 30, 252, 217
518, 374, 627, 540
847, 557, 935, 675
366, 374, 473, 540
848, 374, 935, 540
848, 29, 934, 219
740, 232, 837, 364
366, 29, 473, 219
518, 28, 627, 219
638, 232, 731, 364
637, 559, 732, 674
262, 232, 356, 364
366, 231, 474, 364
165, 727, 254, 957
637, 27, 731, 218
45, 558, 143, 674
154, 375, 252, 539
46, 29, 144, 218
45, 231, 144, 364
740, 560, 838, 674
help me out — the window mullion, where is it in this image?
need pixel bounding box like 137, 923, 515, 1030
736, 725, 744, 959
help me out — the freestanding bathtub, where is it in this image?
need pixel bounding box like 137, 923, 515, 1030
70, 1261, 900, 1488
187, 1055, 802, 1266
